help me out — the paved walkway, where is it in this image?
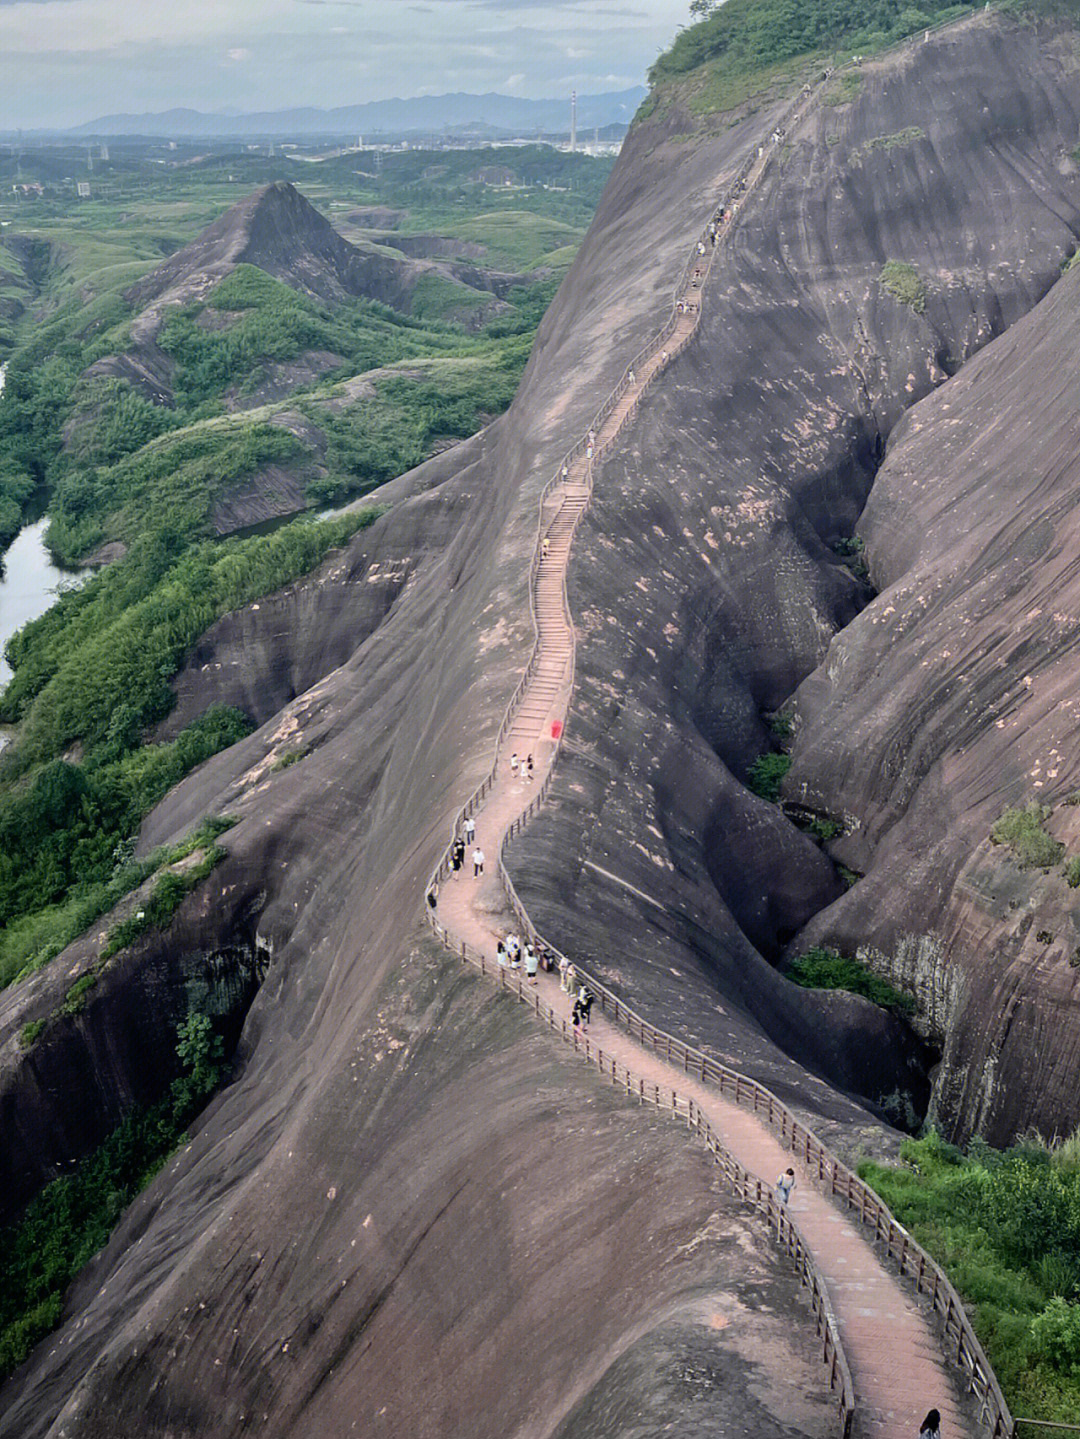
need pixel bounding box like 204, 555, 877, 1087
433, 86, 974, 1439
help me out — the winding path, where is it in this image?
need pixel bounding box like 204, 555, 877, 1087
427, 79, 1004, 1439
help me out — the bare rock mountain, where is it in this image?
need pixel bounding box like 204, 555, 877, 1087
788, 258, 1080, 1143
511, 13, 1080, 1143
4, 11, 1080, 1435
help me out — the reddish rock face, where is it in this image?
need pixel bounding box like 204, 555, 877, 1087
0, 56, 842, 1439
789, 263, 1080, 1144
5, 12, 1080, 1433
512, 13, 1080, 1142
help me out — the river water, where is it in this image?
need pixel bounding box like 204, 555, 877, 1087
0, 362, 92, 747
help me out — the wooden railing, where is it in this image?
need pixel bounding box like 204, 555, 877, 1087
425, 926, 858, 1439
493, 866, 1014, 1439
421, 28, 1016, 1439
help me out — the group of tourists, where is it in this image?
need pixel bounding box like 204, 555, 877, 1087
447, 814, 487, 878
497, 932, 541, 982
555, 955, 594, 1029
510, 752, 534, 781
493, 937, 595, 1026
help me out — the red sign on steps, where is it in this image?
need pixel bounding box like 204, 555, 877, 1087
551, 720, 563, 740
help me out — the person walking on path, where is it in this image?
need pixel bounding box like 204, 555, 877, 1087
525, 945, 538, 983
525, 754, 534, 781
451, 838, 465, 874
559, 955, 570, 992
776, 1167, 796, 1204
510, 752, 519, 778
542, 536, 550, 560
919, 1411, 942, 1439
464, 815, 475, 844
580, 990, 594, 1029
472, 846, 485, 877
565, 962, 576, 998
497, 941, 509, 971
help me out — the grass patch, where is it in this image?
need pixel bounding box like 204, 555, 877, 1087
747, 751, 792, 802
990, 802, 1065, 870
767, 707, 794, 741
862, 126, 926, 152
271, 747, 309, 772
0, 1010, 224, 1382
823, 72, 864, 106
860, 1128, 1080, 1425
786, 944, 915, 1015
98, 840, 227, 963
408, 272, 491, 325
878, 259, 928, 314
0, 709, 252, 990
1063, 856, 1080, 888
19, 1019, 45, 1048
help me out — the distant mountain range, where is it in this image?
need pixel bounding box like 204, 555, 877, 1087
67, 89, 647, 140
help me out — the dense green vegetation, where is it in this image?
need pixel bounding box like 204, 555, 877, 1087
860, 1129, 1080, 1423
747, 750, 792, 801
304, 342, 529, 507
878, 259, 928, 314
1, 513, 372, 763
49, 419, 305, 563
990, 802, 1065, 870
786, 944, 915, 1015
5, 815, 236, 1000
653, 0, 980, 88
0, 1010, 225, 1380
0, 512, 374, 990
158, 264, 467, 408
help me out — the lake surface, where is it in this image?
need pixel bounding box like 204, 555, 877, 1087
0, 363, 92, 747
0, 516, 91, 691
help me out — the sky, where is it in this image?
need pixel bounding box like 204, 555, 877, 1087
0, 0, 693, 128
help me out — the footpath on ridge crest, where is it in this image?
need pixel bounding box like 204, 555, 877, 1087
431, 81, 978, 1439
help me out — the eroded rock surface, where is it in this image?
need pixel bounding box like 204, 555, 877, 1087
510, 14, 1080, 1140
789, 260, 1080, 1143
0, 78, 843, 1438
4, 13, 1080, 1433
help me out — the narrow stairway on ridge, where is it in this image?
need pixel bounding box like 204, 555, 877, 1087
428, 67, 982, 1439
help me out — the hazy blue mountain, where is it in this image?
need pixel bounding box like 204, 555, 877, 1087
67, 89, 647, 139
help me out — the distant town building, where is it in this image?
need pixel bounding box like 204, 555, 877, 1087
471, 163, 516, 186
76, 180, 92, 198
12, 182, 43, 198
